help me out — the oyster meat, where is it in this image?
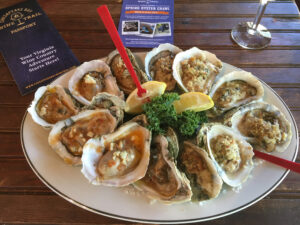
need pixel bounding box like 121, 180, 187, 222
145, 43, 182, 91
173, 47, 222, 94
85, 92, 126, 124
134, 128, 192, 204
208, 71, 264, 117
28, 85, 79, 128
180, 141, 223, 201
69, 60, 124, 105
81, 120, 151, 186
197, 124, 254, 187
48, 109, 117, 165
224, 102, 292, 152
107, 48, 149, 94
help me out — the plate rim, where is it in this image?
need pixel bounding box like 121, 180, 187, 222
20, 62, 299, 224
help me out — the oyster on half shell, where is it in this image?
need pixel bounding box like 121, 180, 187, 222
48, 109, 117, 165
106, 48, 149, 94
197, 124, 254, 187
172, 47, 222, 94
85, 92, 126, 124
68, 60, 124, 105
224, 102, 292, 153
134, 128, 192, 204
208, 71, 264, 117
180, 141, 223, 201
81, 120, 151, 186
145, 43, 182, 91
28, 85, 79, 128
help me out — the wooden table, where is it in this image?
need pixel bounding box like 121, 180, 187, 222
0, 0, 299, 224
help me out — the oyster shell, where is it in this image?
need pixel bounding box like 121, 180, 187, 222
197, 124, 254, 187
172, 47, 222, 94
28, 85, 79, 128
144, 43, 182, 91
81, 121, 151, 186
68, 59, 124, 105
208, 71, 264, 117
134, 129, 192, 204
165, 127, 180, 160
106, 48, 149, 94
48, 109, 117, 165
224, 102, 292, 153
85, 92, 125, 124
180, 141, 223, 201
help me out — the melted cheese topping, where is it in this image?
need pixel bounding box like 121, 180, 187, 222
238, 109, 287, 152
213, 80, 257, 108
61, 112, 116, 156
150, 51, 176, 91
36, 87, 78, 124
180, 55, 216, 93
210, 135, 241, 173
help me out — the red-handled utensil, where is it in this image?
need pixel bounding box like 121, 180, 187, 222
97, 5, 146, 97
254, 150, 300, 174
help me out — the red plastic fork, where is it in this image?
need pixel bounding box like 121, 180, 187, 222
254, 150, 300, 174
97, 5, 146, 97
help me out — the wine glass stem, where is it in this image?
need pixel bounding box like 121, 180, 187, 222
252, 1, 269, 30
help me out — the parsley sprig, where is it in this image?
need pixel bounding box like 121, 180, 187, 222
142, 93, 208, 137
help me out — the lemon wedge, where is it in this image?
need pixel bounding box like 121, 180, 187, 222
125, 81, 167, 114
173, 92, 214, 114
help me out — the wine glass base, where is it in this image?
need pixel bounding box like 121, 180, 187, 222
231, 22, 271, 49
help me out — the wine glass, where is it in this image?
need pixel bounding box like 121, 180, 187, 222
231, 0, 272, 49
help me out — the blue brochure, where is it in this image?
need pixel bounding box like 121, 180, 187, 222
118, 0, 174, 48
0, 0, 79, 95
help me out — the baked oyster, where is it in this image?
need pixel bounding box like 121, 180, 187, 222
106, 48, 149, 94
68, 59, 124, 105
134, 128, 192, 204
81, 120, 151, 186
48, 109, 117, 165
85, 92, 126, 124
172, 47, 222, 94
224, 102, 292, 153
208, 71, 264, 117
145, 43, 182, 91
180, 141, 223, 201
197, 124, 254, 187
28, 85, 79, 128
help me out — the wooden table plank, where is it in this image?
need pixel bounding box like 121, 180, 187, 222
47, 32, 300, 49
42, 17, 300, 32
35, 2, 299, 17
0, 195, 299, 224
238, 67, 300, 84
1, 1, 294, 18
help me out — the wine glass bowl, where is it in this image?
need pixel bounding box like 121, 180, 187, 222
231, 0, 272, 49
231, 22, 271, 49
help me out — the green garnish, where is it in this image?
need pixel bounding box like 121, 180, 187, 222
177, 110, 208, 137
142, 93, 179, 134
142, 93, 208, 137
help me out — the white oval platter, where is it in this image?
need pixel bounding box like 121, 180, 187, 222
21, 53, 299, 224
